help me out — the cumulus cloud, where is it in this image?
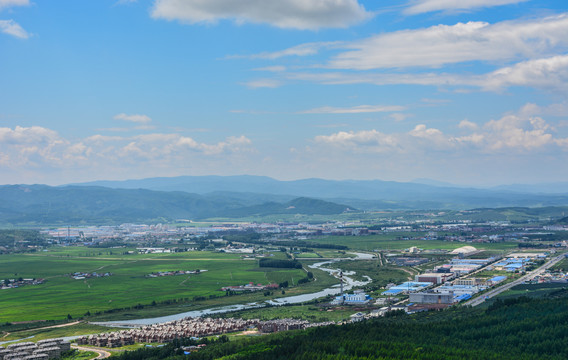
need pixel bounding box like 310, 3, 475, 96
151, 0, 372, 30
404, 0, 529, 15
328, 14, 568, 70
312, 104, 568, 155
0, 19, 29, 38
482, 54, 568, 92
300, 105, 405, 114
114, 113, 152, 124
0, 126, 254, 169
0, 0, 29, 10
458, 120, 479, 130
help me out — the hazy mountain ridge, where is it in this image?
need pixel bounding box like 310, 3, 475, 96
0, 185, 351, 225
72, 175, 568, 209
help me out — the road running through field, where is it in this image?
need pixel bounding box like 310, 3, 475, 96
465, 254, 565, 307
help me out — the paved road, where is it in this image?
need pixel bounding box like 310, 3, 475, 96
72, 345, 112, 359
464, 254, 565, 307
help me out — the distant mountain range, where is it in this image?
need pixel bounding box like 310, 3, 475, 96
0, 185, 352, 225
2, 175, 568, 225
72, 175, 568, 210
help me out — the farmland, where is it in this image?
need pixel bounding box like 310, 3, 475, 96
305, 234, 519, 251
0, 247, 312, 323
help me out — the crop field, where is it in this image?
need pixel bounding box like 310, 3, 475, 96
325, 260, 413, 285
294, 252, 321, 258
305, 234, 519, 251
216, 303, 358, 323
0, 247, 310, 323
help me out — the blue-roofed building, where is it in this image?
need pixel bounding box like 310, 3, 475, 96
488, 276, 507, 285
382, 281, 433, 295
455, 294, 471, 302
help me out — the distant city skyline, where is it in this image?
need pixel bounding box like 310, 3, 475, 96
1, 0, 567, 186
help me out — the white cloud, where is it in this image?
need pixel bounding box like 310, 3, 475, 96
114, 113, 152, 124
0, 0, 29, 10
312, 104, 568, 155
244, 79, 282, 88
482, 54, 568, 92
245, 42, 339, 60
328, 14, 568, 70
315, 129, 401, 153
151, 0, 372, 30
300, 105, 405, 114
458, 119, 479, 130
404, 0, 529, 15
0, 126, 254, 169
284, 54, 568, 93
253, 66, 287, 72
389, 113, 412, 122
0, 19, 29, 39
483, 114, 554, 151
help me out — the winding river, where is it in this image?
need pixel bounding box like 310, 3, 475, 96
92, 252, 374, 327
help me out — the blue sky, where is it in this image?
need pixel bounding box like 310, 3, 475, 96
1, 0, 567, 186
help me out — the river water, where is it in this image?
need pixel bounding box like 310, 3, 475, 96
92, 252, 374, 327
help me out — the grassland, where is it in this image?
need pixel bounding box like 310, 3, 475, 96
0, 247, 320, 323
215, 303, 359, 323
1, 322, 115, 342
305, 234, 519, 251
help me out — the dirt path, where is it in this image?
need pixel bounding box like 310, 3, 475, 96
398, 267, 417, 280
72, 345, 112, 359
19, 321, 82, 332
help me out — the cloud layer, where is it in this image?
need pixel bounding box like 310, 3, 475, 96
313, 104, 568, 155
0, 127, 253, 169
403, 0, 529, 15
151, 0, 371, 30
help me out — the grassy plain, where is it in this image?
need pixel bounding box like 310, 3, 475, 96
0, 247, 313, 323
305, 234, 519, 251
216, 304, 358, 323
2, 322, 115, 342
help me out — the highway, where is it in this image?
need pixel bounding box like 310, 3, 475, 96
464, 254, 565, 307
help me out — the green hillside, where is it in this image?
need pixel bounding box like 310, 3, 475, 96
0, 185, 351, 226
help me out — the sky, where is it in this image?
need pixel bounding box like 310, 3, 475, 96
1, 0, 567, 186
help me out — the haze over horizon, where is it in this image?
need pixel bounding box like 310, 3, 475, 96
1, 0, 568, 187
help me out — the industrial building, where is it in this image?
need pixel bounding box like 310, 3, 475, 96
415, 273, 454, 284
409, 292, 454, 304
383, 281, 433, 295
331, 290, 372, 305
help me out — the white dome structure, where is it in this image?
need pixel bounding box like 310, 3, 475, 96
450, 246, 477, 255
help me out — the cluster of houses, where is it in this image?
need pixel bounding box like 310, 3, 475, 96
147, 270, 204, 278
221, 282, 280, 292
77, 316, 335, 348
0, 278, 45, 290
0, 339, 70, 360
77, 317, 259, 347
259, 319, 335, 333
71, 272, 112, 280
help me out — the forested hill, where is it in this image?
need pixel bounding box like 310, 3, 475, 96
115, 292, 568, 360
0, 185, 352, 225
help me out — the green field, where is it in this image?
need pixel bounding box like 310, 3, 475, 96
216, 303, 358, 323
305, 234, 519, 251
0, 247, 314, 323
1, 322, 115, 342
